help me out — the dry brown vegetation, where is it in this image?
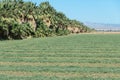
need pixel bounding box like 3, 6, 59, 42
84, 32, 120, 34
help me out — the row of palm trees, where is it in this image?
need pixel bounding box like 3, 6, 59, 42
0, 0, 92, 39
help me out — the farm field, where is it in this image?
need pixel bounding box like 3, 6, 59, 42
0, 34, 120, 80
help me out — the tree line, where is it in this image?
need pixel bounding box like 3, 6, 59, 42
0, 0, 92, 39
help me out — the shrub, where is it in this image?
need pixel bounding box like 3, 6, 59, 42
11, 23, 34, 39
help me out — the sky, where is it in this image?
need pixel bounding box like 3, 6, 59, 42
25, 0, 120, 24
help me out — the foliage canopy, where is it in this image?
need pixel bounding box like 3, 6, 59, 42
0, 0, 92, 39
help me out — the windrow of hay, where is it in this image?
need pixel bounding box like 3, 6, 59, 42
0, 62, 120, 67
0, 71, 120, 78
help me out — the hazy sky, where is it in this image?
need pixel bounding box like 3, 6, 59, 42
25, 0, 120, 24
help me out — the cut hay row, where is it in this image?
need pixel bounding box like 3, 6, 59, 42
0, 71, 120, 78
0, 57, 120, 63
0, 52, 120, 58
0, 62, 120, 67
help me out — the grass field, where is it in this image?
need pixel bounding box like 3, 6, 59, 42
0, 34, 120, 80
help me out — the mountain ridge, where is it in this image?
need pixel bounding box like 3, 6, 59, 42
84, 22, 120, 31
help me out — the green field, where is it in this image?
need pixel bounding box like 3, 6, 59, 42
0, 34, 120, 80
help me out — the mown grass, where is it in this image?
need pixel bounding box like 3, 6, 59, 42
0, 34, 120, 80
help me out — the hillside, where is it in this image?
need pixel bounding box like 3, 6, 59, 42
85, 22, 120, 31
0, 0, 92, 39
